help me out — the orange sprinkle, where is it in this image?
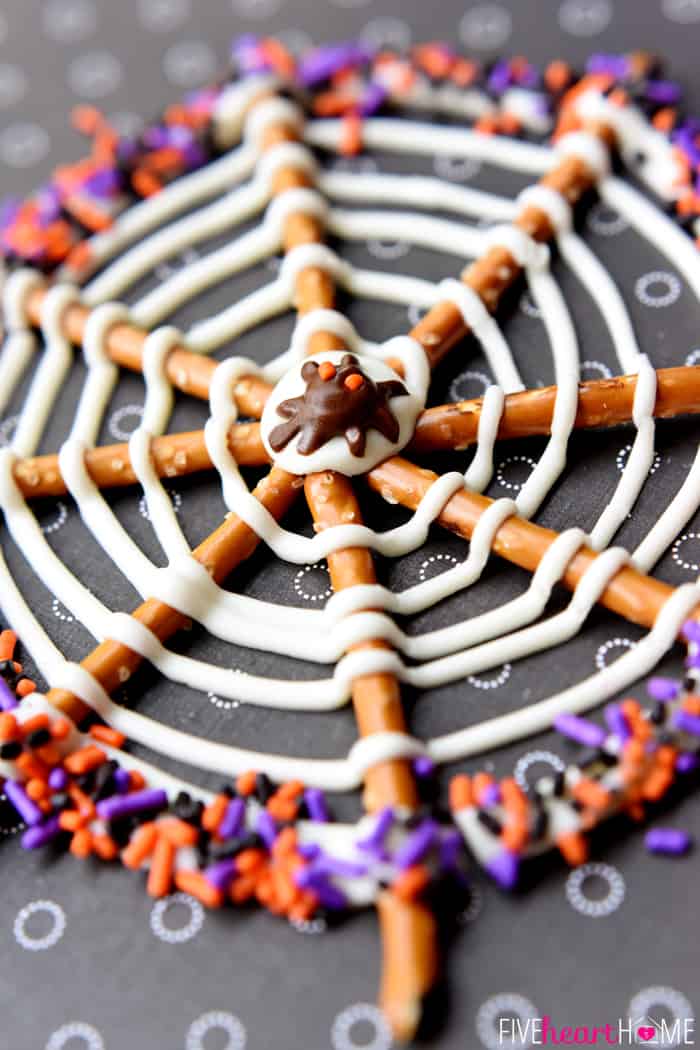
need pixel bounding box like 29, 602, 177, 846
318, 361, 337, 381
147, 835, 175, 898
0, 630, 17, 661
15, 678, 36, 697
544, 60, 572, 93
63, 195, 113, 233
236, 848, 266, 874
35, 743, 62, 767
70, 828, 93, 858
502, 819, 529, 852
271, 827, 297, 858
202, 794, 229, 833
121, 822, 158, 869
557, 831, 589, 867
59, 810, 85, 833
450, 57, 479, 88
277, 780, 305, 801
344, 372, 364, 391
92, 834, 119, 861
499, 112, 522, 137
131, 169, 163, 198
266, 797, 297, 823
229, 873, 258, 903
656, 744, 678, 769
64, 241, 93, 273
25, 778, 50, 802
641, 768, 674, 802
0, 713, 19, 740
71, 105, 104, 136
50, 718, 72, 741
340, 113, 362, 157
89, 724, 127, 748
236, 770, 257, 797
392, 864, 430, 902
160, 818, 199, 849
500, 777, 529, 815
16, 753, 49, 781
67, 783, 96, 820
64, 745, 107, 776
20, 713, 50, 737
288, 893, 317, 922
653, 106, 678, 132
449, 774, 473, 811
572, 778, 611, 811
129, 770, 146, 791
174, 870, 224, 909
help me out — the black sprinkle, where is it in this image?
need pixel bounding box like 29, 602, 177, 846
255, 773, 273, 803
0, 739, 22, 760
26, 727, 51, 749
173, 792, 204, 825
50, 792, 70, 810
476, 810, 502, 836
650, 701, 667, 726
552, 770, 566, 797
531, 805, 548, 840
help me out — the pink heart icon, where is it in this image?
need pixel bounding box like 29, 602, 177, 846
637, 1027, 656, 1042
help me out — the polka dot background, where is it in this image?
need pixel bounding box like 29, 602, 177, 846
0, 1, 699, 1048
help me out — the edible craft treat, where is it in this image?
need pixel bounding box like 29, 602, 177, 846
1, 36, 700, 1043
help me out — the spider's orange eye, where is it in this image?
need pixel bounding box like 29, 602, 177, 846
344, 373, 365, 391
318, 362, 337, 381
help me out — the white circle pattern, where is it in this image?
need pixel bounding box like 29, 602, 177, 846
331, 1003, 393, 1050
419, 553, 459, 581
0, 64, 27, 108
42, 502, 69, 536
558, 0, 612, 35
0, 123, 50, 168
662, 0, 700, 22
628, 987, 694, 1047
186, 1012, 246, 1050
52, 597, 75, 624
150, 892, 205, 943
616, 444, 661, 474
163, 41, 217, 87
0, 415, 19, 447
46, 1023, 104, 1050
42, 0, 97, 44
457, 882, 484, 923
496, 455, 537, 492
672, 532, 700, 573
208, 690, 241, 711
685, 348, 700, 367
459, 5, 513, 49
109, 404, 144, 441
359, 18, 412, 51
138, 489, 182, 520
595, 637, 635, 672
580, 359, 613, 380
468, 663, 511, 690
519, 291, 541, 318
139, 0, 191, 31
294, 563, 332, 602
68, 52, 123, 99
513, 749, 566, 792
635, 271, 682, 309
433, 155, 482, 182
586, 202, 628, 236
566, 862, 625, 917
14, 900, 67, 951
449, 369, 491, 402
476, 993, 539, 1050
366, 239, 411, 261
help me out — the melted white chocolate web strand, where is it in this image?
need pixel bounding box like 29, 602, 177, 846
0, 78, 699, 801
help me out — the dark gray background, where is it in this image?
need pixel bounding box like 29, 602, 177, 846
1, 1, 700, 1048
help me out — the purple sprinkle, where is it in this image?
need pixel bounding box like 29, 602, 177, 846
218, 796, 245, 840
412, 755, 435, 780
439, 830, 463, 870
0, 677, 18, 711
312, 880, 348, 910
683, 620, 700, 643
487, 60, 512, 95
393, 820, 437, 870
36, 185, 62, 221
304, 788, 329, 823
486, 848, 519, 890
301, 856, 368, 881
554, 713, 606, 749
204, 857, 237, 891
256, 809, 277, 849
604, 703, 631, 742
586, 53, 629, 79
96, 788, 167, 822
21, 817, 61, 849
676, 752, 700, 774
674, 710, 700, 737
647, 676, 680, 702
182, 142, 207, 169
297, 842, 322, 860
480, 782, 501, 807
84, 169, 121, 198
142, 126, 170, 150
48, 767, 68, 791
645, 80, 682, 105
0, 197, 21, 228
357, 806, 394, 851
298, 43, 373, 88
358, 82, 388, 117
113, 767, 131, 794
5, 780, 42, 826
645, 827, 692, 856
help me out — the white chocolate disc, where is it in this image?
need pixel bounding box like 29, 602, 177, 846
261, 349, 425, 476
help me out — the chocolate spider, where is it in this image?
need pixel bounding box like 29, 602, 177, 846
268, 353, 409, 457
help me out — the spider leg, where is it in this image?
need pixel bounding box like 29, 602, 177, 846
344, 424, 366, 456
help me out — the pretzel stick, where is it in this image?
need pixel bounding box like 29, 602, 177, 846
366, 457, 680, 630
410, 365, 700, 454
15, 363, 700, 499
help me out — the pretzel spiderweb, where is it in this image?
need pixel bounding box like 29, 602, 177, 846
1, 50, 700, 1041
